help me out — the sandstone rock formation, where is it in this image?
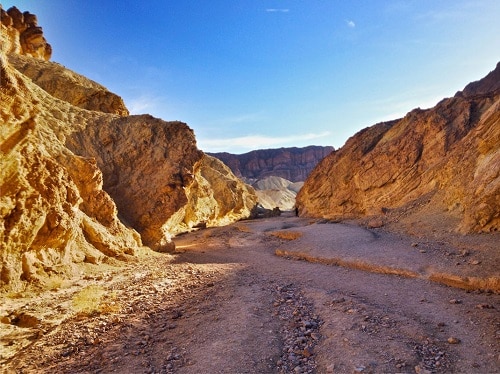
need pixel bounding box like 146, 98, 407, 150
8, 54, 129, 116
0, 53, 142, 292
209, 146, 334, 183
1, 7, 257, 291
297, 63, 500, 233
1, 6, 52, 60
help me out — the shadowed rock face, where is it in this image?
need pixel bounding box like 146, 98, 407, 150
0, 9, 257, 291
209, 146, 334, 183
297, 63, 500, 233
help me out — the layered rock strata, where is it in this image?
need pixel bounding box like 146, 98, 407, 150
297, 63, 500, 233
209, 145, 334, 183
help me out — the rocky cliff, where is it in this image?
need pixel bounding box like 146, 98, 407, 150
297, 63, 500, 233
0, 7, 256, 292
209, 145, 334, 183
1, 6, 52, 60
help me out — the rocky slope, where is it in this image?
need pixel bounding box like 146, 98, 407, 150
210, 146, 332, 210
252, 176, 304, 211
0, 7, 256, 292
209, 145, 333, 183
297, 63, 500, 233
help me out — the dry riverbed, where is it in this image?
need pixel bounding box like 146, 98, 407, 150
1, 214, 499, 373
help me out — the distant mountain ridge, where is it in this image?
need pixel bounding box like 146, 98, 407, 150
208, 145, 334, 183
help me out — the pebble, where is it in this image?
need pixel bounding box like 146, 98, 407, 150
273, 283, 321, 373
476, 303, 494, 309
447, 337, 461, 344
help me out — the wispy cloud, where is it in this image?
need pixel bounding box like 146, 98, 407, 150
346, 19, 356, 28
265, 8, 290, 13
198, 132, 331, 153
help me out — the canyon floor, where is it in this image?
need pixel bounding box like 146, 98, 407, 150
1, 213, 499, 374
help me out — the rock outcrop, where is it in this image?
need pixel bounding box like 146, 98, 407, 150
297, 63, 500, 233
209, 146, 334, 183
0, 53, 142, 291
8, 54, 129, 116
1, 7, 257, 291
1, 6, 52, 60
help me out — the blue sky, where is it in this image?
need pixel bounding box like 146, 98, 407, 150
3, 1, 499, 153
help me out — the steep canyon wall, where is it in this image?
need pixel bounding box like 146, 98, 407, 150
297, 63, 500, 233
0, 7, 256, 291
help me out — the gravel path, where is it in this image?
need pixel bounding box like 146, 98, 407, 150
2, 215, 499, 373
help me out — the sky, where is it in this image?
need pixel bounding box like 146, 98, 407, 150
3, 1, 499, 154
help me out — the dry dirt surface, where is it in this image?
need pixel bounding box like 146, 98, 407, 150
1, 213, 499, 373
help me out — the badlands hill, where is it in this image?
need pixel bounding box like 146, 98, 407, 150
210, 146, 333, 210
0, 7, 256, 292
297, 62, 500, 234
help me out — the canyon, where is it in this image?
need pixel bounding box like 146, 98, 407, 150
1, 6, 499, 374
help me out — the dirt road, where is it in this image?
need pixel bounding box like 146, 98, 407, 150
2, 215, 499, 373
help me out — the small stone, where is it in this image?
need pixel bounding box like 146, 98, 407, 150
415, 365, 432, 374
302, 348, 312, 357
448, 299, 462, 304
476, 303, 494, 309
447, 337, 461, 344
469, 260, 481, 265
367, 218, 384, 228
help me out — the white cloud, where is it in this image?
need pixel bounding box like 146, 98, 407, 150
198, 132, 331, 153
266, 8, 290, 13
346, 20, 356, 28
127, 94, 161, 115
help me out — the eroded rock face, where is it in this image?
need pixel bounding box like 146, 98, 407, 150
1, 9, 257, 291
209, 146, 334, 183
297, 63, 500, 233
65, 115, 204, 250
178, 155, 258, 233
1, 6, 52, 60
8, 54, 129, 116
0, 53, 142, 292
